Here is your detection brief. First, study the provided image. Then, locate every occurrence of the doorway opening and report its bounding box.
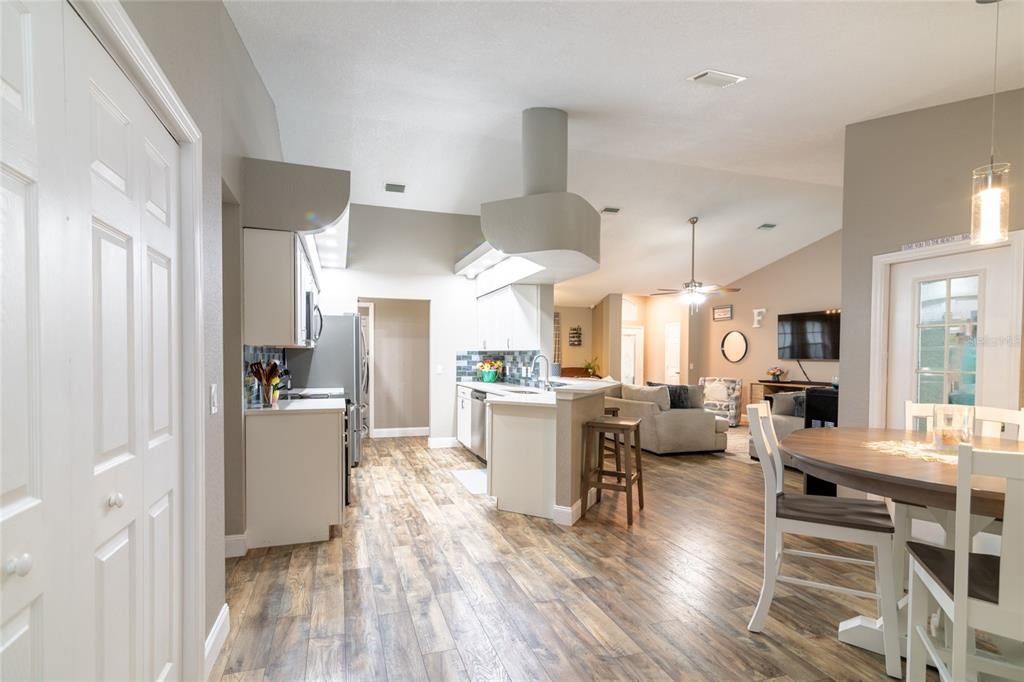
[621,326,645,385]
[358,298,430,437]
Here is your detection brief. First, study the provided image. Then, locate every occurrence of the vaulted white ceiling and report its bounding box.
[225,1,1023,306]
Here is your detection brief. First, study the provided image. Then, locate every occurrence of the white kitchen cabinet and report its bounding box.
[477,284,543,351]
[243,227,320,347]
[456,386,473,447]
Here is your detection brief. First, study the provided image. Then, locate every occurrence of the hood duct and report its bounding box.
[476,107,600,285]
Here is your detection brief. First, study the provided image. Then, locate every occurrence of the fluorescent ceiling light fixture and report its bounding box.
[455,242,508,279]
[687,69,747,88]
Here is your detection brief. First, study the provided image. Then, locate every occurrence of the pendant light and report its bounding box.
[971,0,1010,245]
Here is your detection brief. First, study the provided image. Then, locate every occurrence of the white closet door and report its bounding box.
[0,2,74,680]
[62,6,182,681]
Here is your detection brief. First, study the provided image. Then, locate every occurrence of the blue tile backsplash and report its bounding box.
[456,350,545,386]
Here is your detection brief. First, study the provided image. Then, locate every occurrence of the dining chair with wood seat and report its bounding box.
[907,443,1024,682]
[747,402,903,678]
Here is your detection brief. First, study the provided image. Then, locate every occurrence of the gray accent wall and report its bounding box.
[363,298,431,430]
[840,89,1024,427]
[122,0,284,633]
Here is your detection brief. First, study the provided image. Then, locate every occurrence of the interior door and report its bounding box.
[664,321,681,383]
[621,330,636,385]
[886,244,1018,428]
[63,6,183,680]
[1,2,74,679]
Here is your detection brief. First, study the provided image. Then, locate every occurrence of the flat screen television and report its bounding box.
[778,310,841,360]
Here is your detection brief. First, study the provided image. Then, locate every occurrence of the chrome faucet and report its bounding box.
[531,354,552,391]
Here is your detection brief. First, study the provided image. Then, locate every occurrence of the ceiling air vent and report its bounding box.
[384,183,406,193]
[687,69,747,88]
[601,207,621,214]
[757,223,777,231]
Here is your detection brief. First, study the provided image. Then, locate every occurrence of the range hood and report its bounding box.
[470,108,600,288]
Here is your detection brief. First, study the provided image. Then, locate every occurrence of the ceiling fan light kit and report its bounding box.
[651,216,741,309]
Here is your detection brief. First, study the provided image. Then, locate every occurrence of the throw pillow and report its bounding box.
[793,393,806,418]
[622,384,671,411]
[646,381,689,409]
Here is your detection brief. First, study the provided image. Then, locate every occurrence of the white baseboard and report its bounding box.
[552,489,597,526]
[371,426,429,438]
[225,534,247,559]
[204,603,230,681]
[427,436,460,449]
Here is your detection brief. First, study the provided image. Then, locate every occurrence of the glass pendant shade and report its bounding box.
[971,162,1010,245]
[679,290,706,306]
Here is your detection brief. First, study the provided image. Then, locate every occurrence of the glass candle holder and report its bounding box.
[932,404,974,450]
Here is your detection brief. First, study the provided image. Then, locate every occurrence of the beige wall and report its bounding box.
[123,0,283,631]
[555,306,593,367]
[840,89,1024,426]
[591,294,622,379]
[693,231,843,409]
[643,295,692,385]
[363,298,430,430]
[318,205,483,442]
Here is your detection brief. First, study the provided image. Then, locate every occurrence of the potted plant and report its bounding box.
[476,359,503,383]
[767,366,785,382]
[583,357,600,378]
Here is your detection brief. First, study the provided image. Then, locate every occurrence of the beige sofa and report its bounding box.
[606,384,728,455]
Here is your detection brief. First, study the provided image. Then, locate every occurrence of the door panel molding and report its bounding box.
[65,3,207,680]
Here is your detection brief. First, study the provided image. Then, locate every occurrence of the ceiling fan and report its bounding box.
[651,216,740,305]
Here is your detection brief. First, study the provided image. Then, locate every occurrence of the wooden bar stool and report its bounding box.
[603,406,622,467]
[581,417,644,524]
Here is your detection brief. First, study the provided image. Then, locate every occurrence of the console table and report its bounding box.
[749,379,834,403]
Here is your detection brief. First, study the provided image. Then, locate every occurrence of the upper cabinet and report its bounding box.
[477,284,543,351]
[244,228,321,348]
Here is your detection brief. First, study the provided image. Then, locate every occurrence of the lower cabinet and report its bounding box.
[246,411,343,547]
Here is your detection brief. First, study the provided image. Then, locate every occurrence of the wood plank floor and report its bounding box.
[210,433,923,681]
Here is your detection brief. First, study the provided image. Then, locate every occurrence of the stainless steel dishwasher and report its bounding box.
[470,390,487,461]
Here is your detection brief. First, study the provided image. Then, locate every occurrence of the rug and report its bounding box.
[451,468,488,495]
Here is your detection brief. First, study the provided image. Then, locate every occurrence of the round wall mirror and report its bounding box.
[721,330,748,363]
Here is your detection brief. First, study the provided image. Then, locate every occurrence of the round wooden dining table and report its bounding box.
[779,426,1016,659]
[781,427,1014,518]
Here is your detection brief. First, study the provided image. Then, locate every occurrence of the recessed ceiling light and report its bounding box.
[757,223,777,231]
[384,183,406,193]
[601,207,621,214]
[687,69,747,88]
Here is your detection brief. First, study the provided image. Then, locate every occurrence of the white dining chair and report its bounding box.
[906,443,1024,682]
[974,405,1024,441]
[747,402,903,678]
[906,400,940,432]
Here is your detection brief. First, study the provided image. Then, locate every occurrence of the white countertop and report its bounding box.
[245,398,348,416]
[457,377,619,407]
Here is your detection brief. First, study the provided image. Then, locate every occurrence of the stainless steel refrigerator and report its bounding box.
[288,313,368,497]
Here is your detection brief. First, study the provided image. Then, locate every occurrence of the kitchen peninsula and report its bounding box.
[459,378,619,524]
[244,399,347,547]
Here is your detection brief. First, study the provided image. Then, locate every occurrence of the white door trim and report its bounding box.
[868,232,1024,428]
[69,2,207,680]
[359,301,375,434]
[622,326,645,384]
